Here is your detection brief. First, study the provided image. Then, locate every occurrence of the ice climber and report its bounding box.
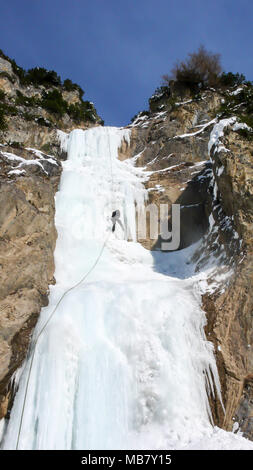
[111,210,124,232]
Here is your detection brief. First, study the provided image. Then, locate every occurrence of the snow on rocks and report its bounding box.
[208,117,236,156]
[0,148,60,178]
[208,117,252,157]
[229,87,244,96]
[232,121,252,132]
[173,119,217,140]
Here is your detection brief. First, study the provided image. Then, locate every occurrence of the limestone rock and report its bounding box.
[200,125,253,439]
[0,147,62,418]
[0,58,13,75]
[122,90,221,249]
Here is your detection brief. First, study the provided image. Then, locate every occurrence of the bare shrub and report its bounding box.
[162,45,222,89]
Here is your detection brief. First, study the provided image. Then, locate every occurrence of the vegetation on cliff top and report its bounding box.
[0,48,103,131]
[0,48,83,93]
[163,45,222,90]
[161,45,252,92]
[146,46,253,138]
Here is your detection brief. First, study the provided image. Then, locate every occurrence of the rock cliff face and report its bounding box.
[0,52,253,442]
[0,147,61,418]
[202,122,253,439]
[122,90,221,250]
[119,85,253,440]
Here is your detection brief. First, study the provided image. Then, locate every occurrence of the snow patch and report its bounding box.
[8,169,26,176]
[208,117,236,156]
[229,87,244,96]
[174,119,216,140]
[232,121,252,132]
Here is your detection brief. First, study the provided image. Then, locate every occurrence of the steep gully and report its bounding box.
[1,126,253,449]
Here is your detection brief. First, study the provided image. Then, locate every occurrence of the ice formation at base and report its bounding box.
[2,126,253,450]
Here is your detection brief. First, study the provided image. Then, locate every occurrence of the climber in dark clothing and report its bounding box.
[111,210,124,233]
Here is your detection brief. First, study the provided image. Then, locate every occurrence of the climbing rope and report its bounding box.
[15,130,117,450]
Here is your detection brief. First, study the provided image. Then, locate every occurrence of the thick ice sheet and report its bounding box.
[2,126,253,450]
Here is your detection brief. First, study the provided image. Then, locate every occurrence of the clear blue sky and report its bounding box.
[0,0,252,126]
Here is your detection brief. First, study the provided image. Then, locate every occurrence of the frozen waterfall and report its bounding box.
[2,126,230,450]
